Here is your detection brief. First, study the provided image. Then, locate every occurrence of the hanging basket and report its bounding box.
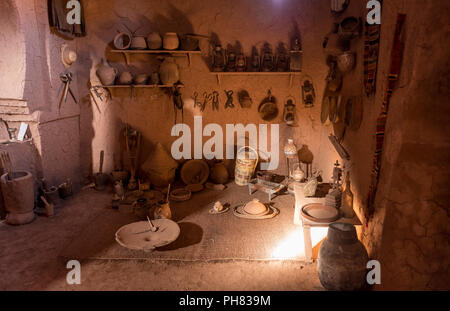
[234,146,259,186]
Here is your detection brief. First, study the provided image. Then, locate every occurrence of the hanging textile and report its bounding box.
[366,13,406,220]
[48,0,86,37]
[364,0,382,96]
[364,24,381,96]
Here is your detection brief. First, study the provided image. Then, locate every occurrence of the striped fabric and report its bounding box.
[364,24,381,96]
[366,14,406,221]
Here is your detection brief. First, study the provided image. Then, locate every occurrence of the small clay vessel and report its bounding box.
[113,32,132,50]
[154,200,172,220]
[163,32,179,50]
[134,73,149,85]
[118,72,133,85]
[130,36,147,50]
[147,32,162,50]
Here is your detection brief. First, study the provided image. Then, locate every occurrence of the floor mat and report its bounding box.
[59,183,307,261]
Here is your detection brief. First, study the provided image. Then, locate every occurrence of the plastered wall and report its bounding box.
[0,0,82,188]
[76,0,368,181]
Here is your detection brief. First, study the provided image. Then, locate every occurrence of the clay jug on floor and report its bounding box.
[159,57,179,85]
[210,161,229,184]
[96,58,118,86]
[318,222,369,291]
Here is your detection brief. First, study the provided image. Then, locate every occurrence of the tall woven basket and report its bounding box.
[234,146,259,186]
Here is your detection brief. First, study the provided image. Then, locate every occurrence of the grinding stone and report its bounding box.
[115,219,180,251]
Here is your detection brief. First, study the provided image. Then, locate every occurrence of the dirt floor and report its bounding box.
[0,188,323,291]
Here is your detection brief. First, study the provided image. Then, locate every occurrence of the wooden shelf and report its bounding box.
[98,84,183,98]
[210,71,302,86]
[110,49,201,65]
[100,84,179,88]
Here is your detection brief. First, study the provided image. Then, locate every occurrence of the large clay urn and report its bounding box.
[96,58,118,86]
[159,57,179,85]
[318,223,369,291]
[0,171,35,225]
[142,143,178,187]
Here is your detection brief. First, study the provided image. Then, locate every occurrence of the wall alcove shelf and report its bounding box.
[111,50,201,66]
[210,72,302,86]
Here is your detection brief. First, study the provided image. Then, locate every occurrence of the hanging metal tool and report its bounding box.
[224,90,234,109]
[192,92,202,109]
[202,92,212,112]
[59,72,78,111]
[212,91,219,111]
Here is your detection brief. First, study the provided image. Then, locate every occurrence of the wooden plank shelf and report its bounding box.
[210,71,302,86]
[100,84,180,88]
[110,49,201,65]
[97,84,183,99]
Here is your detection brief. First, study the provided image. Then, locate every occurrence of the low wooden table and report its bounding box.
[293,183,362,262]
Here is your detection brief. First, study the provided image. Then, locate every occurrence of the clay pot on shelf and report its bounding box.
[318,223,369,291]
[118,72,133,85]
[150,72,160,85]
[210,161,229,184]
[159,57,179,85]
[113,32,132,50]
[134,74,149,85]
[0,171,35,225]
[179,34,199,51]
[147,32,162,50]
[130,36,147,50]
[163,32,179,50]
[96,58,118,86]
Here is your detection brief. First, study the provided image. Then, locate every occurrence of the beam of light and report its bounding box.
[271,227,329,260]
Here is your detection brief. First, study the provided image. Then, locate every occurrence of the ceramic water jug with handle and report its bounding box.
[96,58,118,86]
[159,57,179,85]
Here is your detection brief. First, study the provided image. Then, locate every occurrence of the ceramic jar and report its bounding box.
[113,32,132,50]
[163,32,179,50]
[159,57,179,85]
[96,58,118,85]
[210,161,229,184]
[142,142,178,187]
[150,72,160,85]
[180,34,199,51]
[131,36,147,50]
[134,73,149,85]
[318,223,369,291]
[147,32,162,50]
[118,71,133,85]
